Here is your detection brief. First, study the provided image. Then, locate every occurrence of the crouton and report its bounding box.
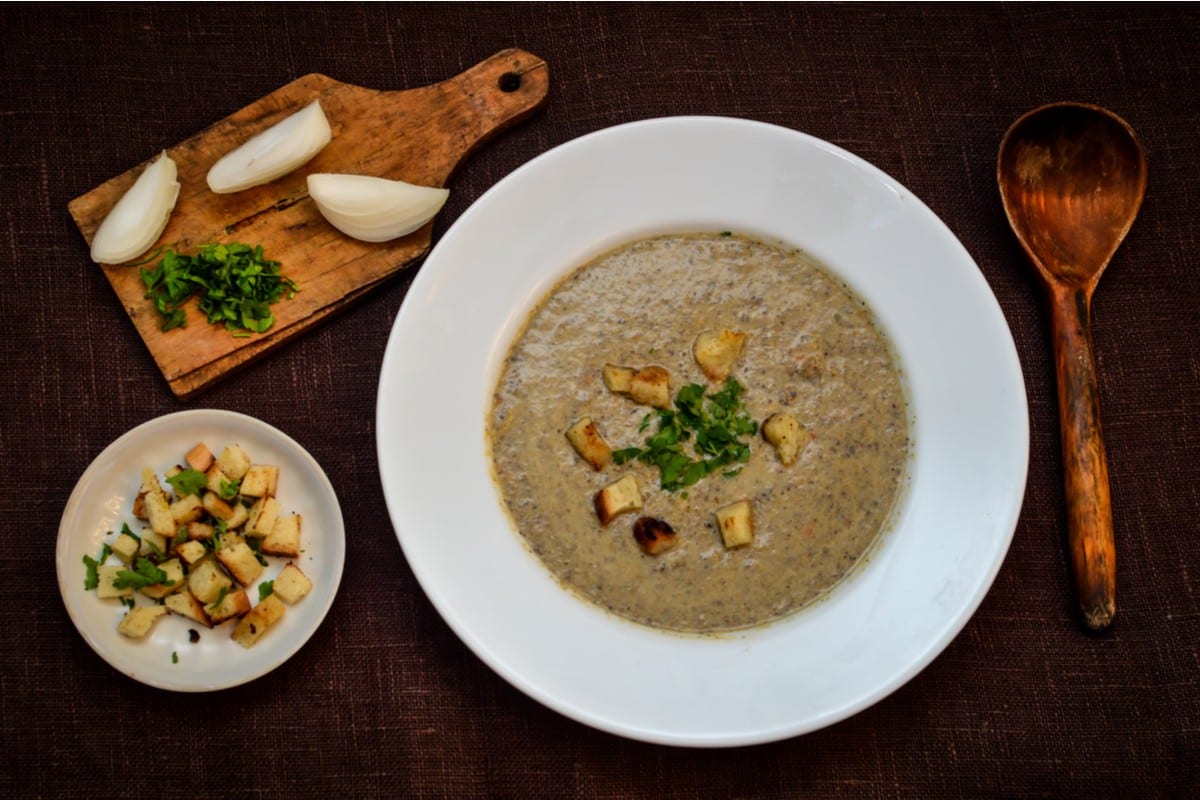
[593,475,643,525]
[240,464,278,498]
[139,467,164,497]
[141,470,176,538]
[201,491,236,522]
[272,562,313,605]
[110,531,140,564]
[185,442,215,473]
[185,521,214,542]
[216,445,252,481]
[245,496,281,538]
[215,533,265,587]
[633,516,679,555]
[187,557,232,605]
[164,590,212,628]
[96,564,134,599]
[206,587,251,624]
[174,539,208,565]
[761,413,812,467]
[565,417,612,471]
[169,493,204,525]
[602,364,635,394]
[138,527,168,559]
[139,558,184,600]
[200,491,249,529]
[262,514,302,558]
[714,499,754,548]
[226,502,248,530]
[231,594,286,648]
[629,365,671,409]
[693,329,746,382]
[117,605,168,638]
[204,464,230,494]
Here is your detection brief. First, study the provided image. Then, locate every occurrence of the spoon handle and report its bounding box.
[1047,282,1116,631]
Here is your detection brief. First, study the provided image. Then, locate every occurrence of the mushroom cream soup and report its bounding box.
[488,233,909,632]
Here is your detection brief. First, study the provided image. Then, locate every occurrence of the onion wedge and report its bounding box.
[90,151,180,265]
[306,174,449,243]
[207,100,332,194]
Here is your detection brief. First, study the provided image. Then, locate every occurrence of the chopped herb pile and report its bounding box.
[140,243,297,335]
[614,378,759,491]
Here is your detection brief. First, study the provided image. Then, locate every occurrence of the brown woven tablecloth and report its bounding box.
[3,3,1197,797]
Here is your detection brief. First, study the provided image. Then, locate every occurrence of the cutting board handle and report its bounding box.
[419,48,550,182]
[303,48,550,188]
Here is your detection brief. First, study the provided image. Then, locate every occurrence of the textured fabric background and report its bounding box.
[2,3,1197,797]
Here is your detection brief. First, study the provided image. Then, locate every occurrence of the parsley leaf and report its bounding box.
[166,468,207,497]
[258,580,274,602]
[617,378,759,492]
[82,544,112,590]
[113,557,173,590]
[207,585,230,613]
[218,478,241,501]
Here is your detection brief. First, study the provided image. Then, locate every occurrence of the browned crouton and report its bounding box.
[629,366,671,409]
[593,475,643,525]
[565,417,613,470]
[231,594,286,647]
[633,516,679,555]
[693,329,746,382]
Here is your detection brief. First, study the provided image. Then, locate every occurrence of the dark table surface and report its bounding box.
[3,3,1198,797]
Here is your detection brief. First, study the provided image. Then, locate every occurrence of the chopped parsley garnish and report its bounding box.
[258,580,274,602]
[613,378,758,491]
[82,544,112,590]
[247,536,268,567]
[140,242,297,334]
[120,522,140,544]
[218,478,241,501]
[207,585,230,613]
[171,651,179,664]
[141,535,164,559]
[112,558,173,590]
[166,468,207,497]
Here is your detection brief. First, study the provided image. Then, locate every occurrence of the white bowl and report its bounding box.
[376,116,1028,745]
[57,409,345,691]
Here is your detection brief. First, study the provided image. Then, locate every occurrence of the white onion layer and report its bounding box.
[207,100,332,194]
[90,151,180,265]
[307,174,450,243]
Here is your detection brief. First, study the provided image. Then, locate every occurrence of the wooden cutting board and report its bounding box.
[68,49,549,400]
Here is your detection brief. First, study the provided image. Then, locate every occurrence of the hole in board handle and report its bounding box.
[498,72,522,93]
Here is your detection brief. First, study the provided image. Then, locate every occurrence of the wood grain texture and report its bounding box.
[67,48,549,399]
[997,102,1146,632]
[1047,282,1117,631]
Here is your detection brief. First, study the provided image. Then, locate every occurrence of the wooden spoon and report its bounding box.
[998,102,1146,631]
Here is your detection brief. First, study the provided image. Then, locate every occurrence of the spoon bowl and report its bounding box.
[998,102,1147,631]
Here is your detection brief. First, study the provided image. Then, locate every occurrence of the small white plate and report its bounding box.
[377,117,1029,745]
[57,409,345,691]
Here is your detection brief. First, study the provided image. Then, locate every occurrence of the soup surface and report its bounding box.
[488,233,909,632]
